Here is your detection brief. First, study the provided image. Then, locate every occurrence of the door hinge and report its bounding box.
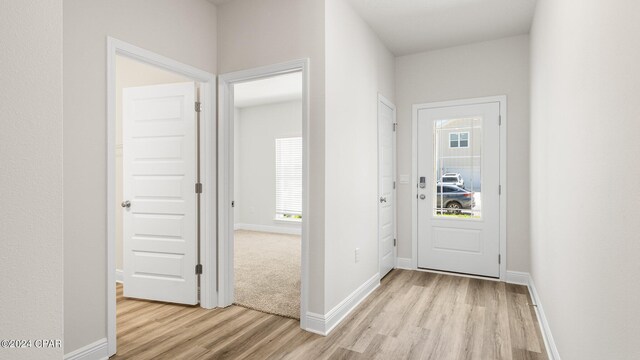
[498,254,501,264]
[195,101,202,113]
[498,115,502,126]
[394,238,397,247]
[195,183,203,194]
[231,201,235,208]
[393,123,398,132]
[393,181,396,189]
[195,264,203,275]
[499,185,502,195]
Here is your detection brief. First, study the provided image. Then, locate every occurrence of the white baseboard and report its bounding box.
[115,269,123,283]
[527,274,561,360]
[506,271,561,360]
[304,312,326,336]
[64,338,109,360]
[305,273,380,336]
[234,223,301,235]
[396,257,413,270]
[505,270,529,286]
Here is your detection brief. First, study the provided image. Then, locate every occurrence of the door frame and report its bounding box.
[411,96,507,281]
[377,94,397,278]
[106,37,217,356]
[218,59,310,328]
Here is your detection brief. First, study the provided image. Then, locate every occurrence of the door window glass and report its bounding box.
[433,118,482,218]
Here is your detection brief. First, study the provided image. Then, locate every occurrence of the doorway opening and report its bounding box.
[106,38,216,357]
[232,72,303,319]
[218,60,310,328]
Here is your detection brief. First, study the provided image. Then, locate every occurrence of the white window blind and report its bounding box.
[275,137,302,218]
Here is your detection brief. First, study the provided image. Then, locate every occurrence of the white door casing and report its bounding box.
[378,95,396,278]
[123,82,199,304]
[417,102,500,278]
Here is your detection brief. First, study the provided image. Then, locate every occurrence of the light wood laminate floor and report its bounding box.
[112,270,547,360]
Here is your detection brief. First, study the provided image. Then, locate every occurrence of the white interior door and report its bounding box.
[378,98,396,278]
[417,102,500,277]
[123,82,199,304]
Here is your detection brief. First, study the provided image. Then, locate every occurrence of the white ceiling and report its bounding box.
[233,72,302,108]
[209,0,536,56]
[348,0,536,55]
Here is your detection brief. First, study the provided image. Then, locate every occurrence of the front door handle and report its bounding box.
[121,200,131,208]
[419,194,426,200]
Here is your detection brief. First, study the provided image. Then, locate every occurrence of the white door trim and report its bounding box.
[377,94,397,278]
[411,96,507,280]
[218,59,310,329]
[106,37,217,357]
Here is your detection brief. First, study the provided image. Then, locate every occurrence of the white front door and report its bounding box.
[417,101,500,278]
[122,82,199,304]
[378,97,396,278]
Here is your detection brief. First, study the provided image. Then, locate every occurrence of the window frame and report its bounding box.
[449,131,470,148]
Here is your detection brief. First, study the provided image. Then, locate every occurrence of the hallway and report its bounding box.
[112,270,546,359]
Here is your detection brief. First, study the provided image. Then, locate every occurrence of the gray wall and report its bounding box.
[217,0,327,313]
[234,101,303,232]
[530,0,640,358]
[63,0,218,354]
[324,0,395,312]
[0,1,63,359]
[395,35,531,272]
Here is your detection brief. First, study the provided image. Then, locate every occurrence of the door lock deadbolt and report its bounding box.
[419,176,426,188]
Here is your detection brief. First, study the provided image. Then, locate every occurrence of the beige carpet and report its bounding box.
[234,230,300,319]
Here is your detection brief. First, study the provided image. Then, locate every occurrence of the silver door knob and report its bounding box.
[419,194,426,200]
[379,197,387,203]
[121,200,131,208]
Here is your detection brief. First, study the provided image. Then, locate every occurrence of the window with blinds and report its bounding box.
[275,137,302,221]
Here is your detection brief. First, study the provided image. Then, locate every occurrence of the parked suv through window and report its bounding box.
[438,173,465,188]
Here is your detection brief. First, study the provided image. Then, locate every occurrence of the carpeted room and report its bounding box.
[234,230,301,318]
